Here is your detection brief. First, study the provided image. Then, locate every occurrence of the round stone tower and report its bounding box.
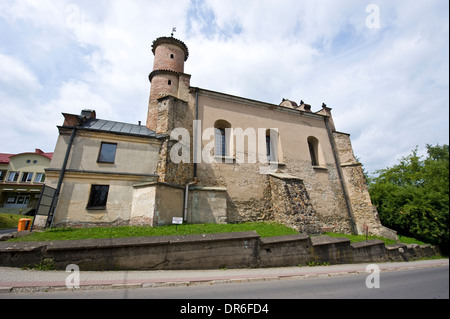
[146,36,190,131]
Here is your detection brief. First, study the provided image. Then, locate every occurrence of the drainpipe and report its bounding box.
[184,178,198,222]
[323,117,358,235]
[47,127,77,228]
[182,89,200,222]
[193,88,199,179]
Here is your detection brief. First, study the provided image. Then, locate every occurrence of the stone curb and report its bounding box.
[1,273,319,293]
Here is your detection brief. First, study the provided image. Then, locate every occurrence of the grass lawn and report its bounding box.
[5,218,430,247]
[323,232,428,246]
[0,213,33,230]
[7,221,299,242]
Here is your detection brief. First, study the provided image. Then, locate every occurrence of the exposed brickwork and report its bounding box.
[146,37,190,132]
[147,74,181,131]
[153,44,186,73]
[155,96,194,185]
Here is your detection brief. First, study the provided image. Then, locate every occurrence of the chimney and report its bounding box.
[81,109,96,120]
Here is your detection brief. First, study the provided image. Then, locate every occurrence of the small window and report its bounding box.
[98,142,117,163]
[308,141,318,166]
[170,54,174,59]
[307,137,320,166]
[266,135,271,162]
[87,185,110,209]
[168,80,172,85]
[21,172,33,183]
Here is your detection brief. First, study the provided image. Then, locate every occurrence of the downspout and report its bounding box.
[48,127,77,228]
[193,88,199,178]
[184,179,197,222]
[324,117,358,235]
[183,88,200,222]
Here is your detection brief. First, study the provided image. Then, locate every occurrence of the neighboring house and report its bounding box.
[41,111,165,228]
[0,149,53,215]
[43,35,397,239]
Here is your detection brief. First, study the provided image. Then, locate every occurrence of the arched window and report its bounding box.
[214,120,232,158]
[307,136,320,166]
[266,134,271,162]
[266,129,281,163]
[215,128,226,156]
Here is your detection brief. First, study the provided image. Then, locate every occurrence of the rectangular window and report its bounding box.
[0,170,7,181]
[34,173,46,183]
[6,196,16,204]
[87,185,110,209]
[21,172,33,183]
[7,171,20,182]
[97,142,117,163]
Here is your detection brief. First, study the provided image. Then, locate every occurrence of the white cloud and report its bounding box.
[0,0,448,175]
[0,53,42,92]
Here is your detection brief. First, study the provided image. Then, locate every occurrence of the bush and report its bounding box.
[369,144,449,254]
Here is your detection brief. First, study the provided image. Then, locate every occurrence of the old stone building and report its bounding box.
[43,35,396,239]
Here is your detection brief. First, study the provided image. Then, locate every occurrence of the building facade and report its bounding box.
[0,149,53,214]
[45,35,396,239]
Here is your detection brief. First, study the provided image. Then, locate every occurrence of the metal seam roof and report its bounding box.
[68,118,162,139]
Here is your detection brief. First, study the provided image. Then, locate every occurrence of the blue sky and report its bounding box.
[0,0,448,174]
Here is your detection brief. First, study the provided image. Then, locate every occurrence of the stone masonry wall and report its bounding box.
[282,157,353,234]
[155,95,194,185]
[268,174,322,234]
[333,132,397,240]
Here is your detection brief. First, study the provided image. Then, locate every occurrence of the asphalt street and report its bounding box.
[1,259,448,300]
[0,229,16,235]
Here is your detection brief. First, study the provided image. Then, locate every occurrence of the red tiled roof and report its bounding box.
[0,149,53,164]
[0,153,13,164]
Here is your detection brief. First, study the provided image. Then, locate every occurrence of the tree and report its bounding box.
[369,144,449,254]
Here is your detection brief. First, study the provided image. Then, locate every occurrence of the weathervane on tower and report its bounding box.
[171,27,176,37]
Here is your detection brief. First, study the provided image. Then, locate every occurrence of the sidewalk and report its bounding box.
[0,259,448,293]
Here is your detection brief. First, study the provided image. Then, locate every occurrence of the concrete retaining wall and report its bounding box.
[0,232,441,271]
[259,234,312,267]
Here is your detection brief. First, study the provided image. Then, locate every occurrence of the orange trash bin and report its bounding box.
[18,218,31,231]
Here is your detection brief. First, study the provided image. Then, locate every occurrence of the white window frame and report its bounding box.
[34,173,46,183]
[7,171,20,182]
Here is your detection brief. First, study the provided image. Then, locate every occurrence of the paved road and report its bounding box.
[2,260,448,300]
[0,229,16,235]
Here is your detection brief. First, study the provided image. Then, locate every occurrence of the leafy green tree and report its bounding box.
[369,144,449,254]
